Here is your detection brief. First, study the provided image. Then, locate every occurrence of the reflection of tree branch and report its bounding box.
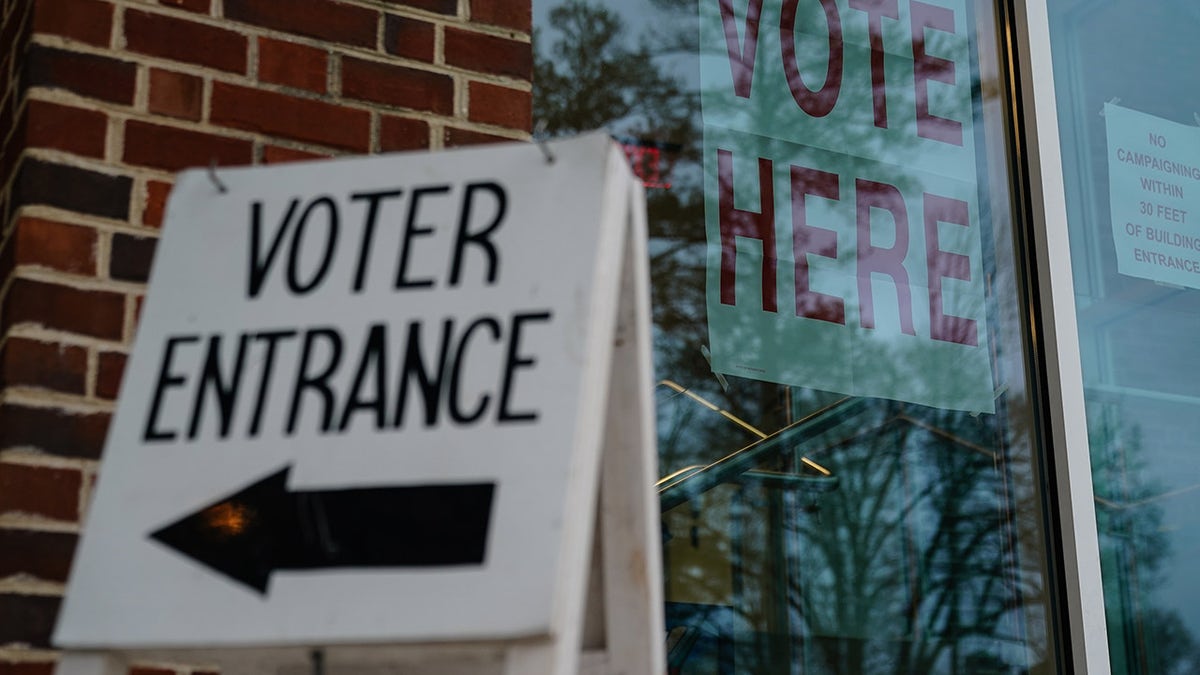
[894,412,996,459]
[534,0,698,142]
[1096,481,1200,510]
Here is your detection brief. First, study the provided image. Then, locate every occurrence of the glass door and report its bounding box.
[1048,1,1200,672]
[533,0,1065,670]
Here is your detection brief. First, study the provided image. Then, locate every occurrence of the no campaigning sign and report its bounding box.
[55,133,636,649]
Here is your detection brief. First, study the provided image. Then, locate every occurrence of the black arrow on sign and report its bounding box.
[149,465,495,595]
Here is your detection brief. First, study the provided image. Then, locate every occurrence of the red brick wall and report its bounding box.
[0,0,531,669]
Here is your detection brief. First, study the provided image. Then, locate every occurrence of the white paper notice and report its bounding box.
[1106,103,1200,288]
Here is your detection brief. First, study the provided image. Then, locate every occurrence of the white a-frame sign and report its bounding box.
[53,133,665,675]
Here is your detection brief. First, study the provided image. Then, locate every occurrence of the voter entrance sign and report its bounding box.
[53,134,663,675]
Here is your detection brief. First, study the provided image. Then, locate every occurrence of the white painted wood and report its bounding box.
[505,143,635,675]
[56,132,617,648]
[54,652,126,675]
[577,650,610,675]
[595,180,665,675]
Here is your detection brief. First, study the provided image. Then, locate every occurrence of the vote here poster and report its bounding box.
[699,0,995,414]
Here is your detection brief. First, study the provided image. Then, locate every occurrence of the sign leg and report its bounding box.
[55,652,127,675]
[596,181,665,674]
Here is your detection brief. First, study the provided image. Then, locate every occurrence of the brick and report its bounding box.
[142,180,173,228]
[0,662,56,675]
[380,0,455,15]
[444,126,510,147]
[3,278,125,341]
[158,0,210,13]
[124,9,247,73]
[0,337,88,394]
[0,529,78,582]
[263,145,328,164]
[467,81,530,131]
[258,37,326,93]
[341,57,452,115]
[23,44,136,104]
[14,159,132,220]
[109,232,157,282]
[225,0,377,48]
[379,115,429,152]
[95,350,127,400]
[0,403,111,459]
[443,28,530,80]
[0,462,82,521]
[32,0,114,47]
[148,68,203,121]
[13,216,98,275]
[124,120,253,172]
[383,15,435,62]
[22,98,107,158]
[211,82,369,152]
[470,0,529,32]
[0,593,61,648]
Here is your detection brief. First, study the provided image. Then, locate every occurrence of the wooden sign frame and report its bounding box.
[53,136,664,675]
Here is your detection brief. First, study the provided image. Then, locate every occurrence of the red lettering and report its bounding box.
[718,148,777,312]
[720,0,764,98]
[780,0,843,117]
[856,179,914,334]
[923,194,977,345]
[639,147,664,187]
[790,166,844,324]
[848,0,899,129]
[910,1,962,145]
[621,144,669,189]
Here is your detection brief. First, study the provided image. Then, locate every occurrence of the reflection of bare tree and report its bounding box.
[657,387,1057,675]
[534,0,697,142]
[658,399,1057,673]
[794,405,1049,674]
[1087,403,1200,675]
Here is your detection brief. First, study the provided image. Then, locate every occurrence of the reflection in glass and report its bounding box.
[1049,1,1200,672]
[535,0,1062,671]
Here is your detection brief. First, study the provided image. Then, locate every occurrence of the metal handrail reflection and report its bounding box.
[657,396,865,511]
[658,379,768,439]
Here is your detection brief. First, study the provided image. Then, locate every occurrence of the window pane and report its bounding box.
[534,0,1063,671]
[1049,1,1200,672]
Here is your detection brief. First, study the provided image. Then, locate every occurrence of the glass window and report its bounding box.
[534,0,1063,671]
[1049,1,1200,672]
